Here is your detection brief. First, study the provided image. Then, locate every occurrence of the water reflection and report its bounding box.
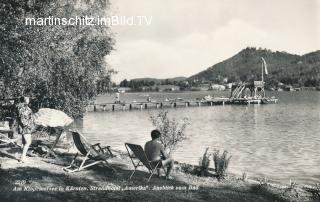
[80,91,320,184]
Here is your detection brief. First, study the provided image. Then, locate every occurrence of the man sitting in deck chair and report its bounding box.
[144,129,174,180]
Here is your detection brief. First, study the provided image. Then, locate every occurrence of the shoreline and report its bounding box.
[0,143,319,201]
[96,87,320,95]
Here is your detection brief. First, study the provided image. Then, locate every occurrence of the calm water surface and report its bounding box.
[79,91,320,184]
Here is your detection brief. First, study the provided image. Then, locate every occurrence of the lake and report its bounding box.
[79,91,320,185]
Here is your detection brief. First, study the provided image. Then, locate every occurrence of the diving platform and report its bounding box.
[87,58,278,112]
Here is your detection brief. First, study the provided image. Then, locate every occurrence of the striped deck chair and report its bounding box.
[125,143,165,183]
[63,131,115,173]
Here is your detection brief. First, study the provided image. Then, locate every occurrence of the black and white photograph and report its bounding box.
[0,0,319,201]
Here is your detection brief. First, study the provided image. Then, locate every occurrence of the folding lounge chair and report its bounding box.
[125,143,165,183]
[63,131,115,173]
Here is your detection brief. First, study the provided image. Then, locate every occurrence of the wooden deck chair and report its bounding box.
[63,131,115,173]
[125,143,165,183]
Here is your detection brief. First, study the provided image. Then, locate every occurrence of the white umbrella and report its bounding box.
[34,108,73,128]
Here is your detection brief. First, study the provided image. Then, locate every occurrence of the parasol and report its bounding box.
[34,108,73,128]
[33,108,74,158]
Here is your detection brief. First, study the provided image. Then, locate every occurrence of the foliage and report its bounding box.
[96,68,118,94]
[282,179,300,198]
[213,150,232,180]
[198,147,211,176]
[189,47,320,88]
[150,110,189,154]
[119,77,189,91]
[314,183,320,199]
[305,183,320,199]
[0,0,114,118]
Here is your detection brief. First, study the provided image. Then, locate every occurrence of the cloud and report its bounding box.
[109,18,268,82]
[108,40,183,81]
[108,0,318,82]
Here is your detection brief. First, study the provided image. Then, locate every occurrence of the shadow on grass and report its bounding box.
[0,165,298,202]
[0,149,300,202]
[195,185,291,202]
[0,165,198,202]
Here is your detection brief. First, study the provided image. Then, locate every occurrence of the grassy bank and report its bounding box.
[0,143,319,202]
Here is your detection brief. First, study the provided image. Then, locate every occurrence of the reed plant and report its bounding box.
[213,150,232,179]
[198,147,211,176]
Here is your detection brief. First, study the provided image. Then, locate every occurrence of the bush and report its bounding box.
[198,147,211,176]
[150,110,189,154]
[213,150,232,179]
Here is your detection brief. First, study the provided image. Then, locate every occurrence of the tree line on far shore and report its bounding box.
[118,47,320,92]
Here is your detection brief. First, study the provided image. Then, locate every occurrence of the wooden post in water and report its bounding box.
[140,105,143,110]
[145,103,147,109]
[129,104,132,110]
[210,101,213,106]
[112,105,115,111]
[94,105,97,111]
[122,105,126,111]
[222,101,225,106]
[160,102,163,108]
[198,102,201,107]
[185,102,188,107]
[174,103,177,108]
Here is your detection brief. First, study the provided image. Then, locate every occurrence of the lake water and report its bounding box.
[79,91,320,185]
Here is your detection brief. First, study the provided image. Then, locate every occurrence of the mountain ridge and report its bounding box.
[188,47,320,87]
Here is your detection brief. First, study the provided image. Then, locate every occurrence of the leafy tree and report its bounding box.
[96,68,117,94]
[120,79,128,87]
[0,0,114,118]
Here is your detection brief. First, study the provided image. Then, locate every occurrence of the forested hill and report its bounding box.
[189,47,320,87]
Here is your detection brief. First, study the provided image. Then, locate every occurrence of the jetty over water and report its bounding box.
[87,98,229,112]
[87,95,277,112]
[88,75,278,112]
[88,58,280,112]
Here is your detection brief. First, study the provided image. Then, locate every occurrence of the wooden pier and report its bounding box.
[86,96,278,112]
[87,58,282,112]
[87,98,230,112]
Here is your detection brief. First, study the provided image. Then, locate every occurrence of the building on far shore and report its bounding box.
[156,85,180,92]
[209,84,226,91]
[117,87,132,93]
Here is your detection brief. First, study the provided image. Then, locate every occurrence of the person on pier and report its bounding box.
[115,92,120,103]
[144,129,174,179]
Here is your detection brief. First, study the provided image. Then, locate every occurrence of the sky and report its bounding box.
[107,0,319,83]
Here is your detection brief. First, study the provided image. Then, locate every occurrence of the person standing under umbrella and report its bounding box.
[17,96,35,162]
